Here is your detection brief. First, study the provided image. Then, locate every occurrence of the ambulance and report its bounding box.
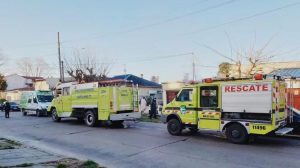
[48,80,140,127]
[162,75,293,144]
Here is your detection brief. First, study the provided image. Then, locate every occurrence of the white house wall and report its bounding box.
[5,74,29,91]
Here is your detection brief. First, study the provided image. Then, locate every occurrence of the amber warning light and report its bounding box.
[202,78,213,83]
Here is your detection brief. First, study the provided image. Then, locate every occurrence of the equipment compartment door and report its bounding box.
[198,85,221,131]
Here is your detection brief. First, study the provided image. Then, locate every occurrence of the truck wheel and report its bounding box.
[112,120,124,127]
[167,119,182,136]
[36,110,41,117]
[77,117,84,122]
[226,124,249,144]
[51,108,61,122]
[189,127,198,134]
[22,109,27,116]
[84,110,97,127]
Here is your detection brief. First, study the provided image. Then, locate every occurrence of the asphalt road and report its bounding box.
[1,112,300,168]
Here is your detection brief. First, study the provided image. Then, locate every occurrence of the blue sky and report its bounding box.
[0,0,300,82]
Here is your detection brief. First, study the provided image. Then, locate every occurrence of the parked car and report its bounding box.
[10,102,20,111]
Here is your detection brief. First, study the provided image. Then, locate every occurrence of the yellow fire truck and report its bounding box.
[162,75,293,143]
[48,80,140,127]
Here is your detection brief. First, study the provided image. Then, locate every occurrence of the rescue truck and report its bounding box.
[48,80,140,127]
[162,75,293,144]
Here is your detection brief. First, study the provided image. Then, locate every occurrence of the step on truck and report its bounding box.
[20,90,54,117]
[48,80,140,127]
[162,75,293,144]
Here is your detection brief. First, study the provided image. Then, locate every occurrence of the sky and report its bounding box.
[0,0,300,82]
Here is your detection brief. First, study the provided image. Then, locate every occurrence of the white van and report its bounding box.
[20,91,54,117]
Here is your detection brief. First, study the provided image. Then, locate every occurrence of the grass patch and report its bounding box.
[56,163,67,168]
[138,114,161,123]
[43,158,104,168]
[15,163,34,167]
[0,138,21,150]
[82,160,98,168]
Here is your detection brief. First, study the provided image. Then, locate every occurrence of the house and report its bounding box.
[111,74,163,105]
[161,81,187,106]
[220,61,300,78]
[2,74,50,102]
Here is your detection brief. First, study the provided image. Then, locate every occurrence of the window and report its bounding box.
[200,86,218,108]
[176,89,193,102]
[63,87,70,96]
[33,97,38,103]
[37,95,54,103]
[28,98,32,103]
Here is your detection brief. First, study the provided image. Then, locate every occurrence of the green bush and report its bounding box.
[82,160,98,168]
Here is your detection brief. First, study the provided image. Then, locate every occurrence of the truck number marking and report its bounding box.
[252,125,266,130]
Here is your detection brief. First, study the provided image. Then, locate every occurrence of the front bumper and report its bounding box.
[160,114,167,123]
[110,112,141,121]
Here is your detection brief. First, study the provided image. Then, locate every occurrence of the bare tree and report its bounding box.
[0,49,5,67]
[205,45,243,78]
[17,57,50,77]
[64,49,111,83]
[206,34,275,78]
[218,62,231,77]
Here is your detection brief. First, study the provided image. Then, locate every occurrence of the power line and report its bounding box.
[184,1,300,35]
[38,52,194,67]
[62,0,236,43]
[2,1,235,49]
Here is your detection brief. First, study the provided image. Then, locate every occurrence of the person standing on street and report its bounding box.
[4,101,10,118]
[149,98,157,119]
[139,97,147,114]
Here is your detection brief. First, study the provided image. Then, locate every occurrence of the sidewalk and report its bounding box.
[0,138,62,167]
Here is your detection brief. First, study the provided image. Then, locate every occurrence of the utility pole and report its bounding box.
[192,57,196,82]
[123,64,127,75]
[61,61,64,82]
[57,32,63,82]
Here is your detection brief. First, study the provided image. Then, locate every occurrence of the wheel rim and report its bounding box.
[170,122,178,133]
[231,130,241,138]
[86,114,93,125]
[52,110,57,120]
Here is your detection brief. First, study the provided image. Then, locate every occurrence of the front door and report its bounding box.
[173,88,197,125]
[198,85,221,130]
[32,96,39,111]
[62,87,72,113]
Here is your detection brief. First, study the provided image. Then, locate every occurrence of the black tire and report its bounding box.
[51,108,61,122]
[36,110,41,117]
[189,127,198,134]
[111,120,124,127]
[77,117,84,122]
[167,118,183,136]
[22,109,27,116]
[84,110,97,127]
[226,124,249,144]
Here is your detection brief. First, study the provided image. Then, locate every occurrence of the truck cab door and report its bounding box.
[27,96,33,111]
[198,85,221,131]
[62,87,72,113]
[172,88,198,125]
[32,97,39,111]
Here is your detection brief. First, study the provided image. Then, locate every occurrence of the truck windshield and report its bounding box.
[37,95,54,103]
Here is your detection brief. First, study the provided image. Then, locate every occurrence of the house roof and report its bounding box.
[111,74,161,88]
[22,76,45,81]
[268,68,300,78]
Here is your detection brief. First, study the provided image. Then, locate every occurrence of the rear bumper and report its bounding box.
[110,112,141,121]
